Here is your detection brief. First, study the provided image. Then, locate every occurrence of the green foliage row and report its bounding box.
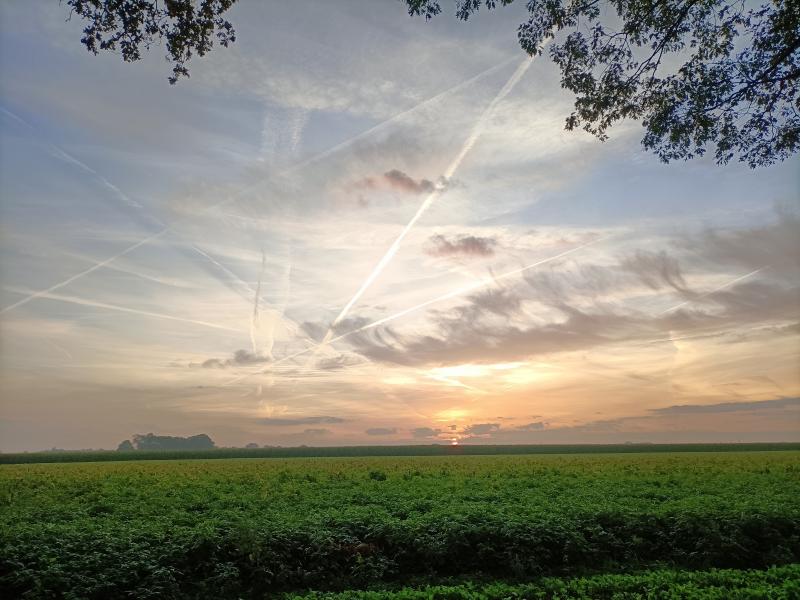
[290,565,800,600]
[1,452,799,598]
[3,443,800,464]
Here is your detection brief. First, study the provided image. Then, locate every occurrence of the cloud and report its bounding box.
[459,288,521,318]
[365,427,398,436]
[259,416,346,426]
[302,428,331,435]
[679,210,800,274]
[411,427,442,439]
[315,354,363,371]
[651,397,800,415]
[384,169,437,194]
[425,234,497,258]
[620,250,693,295]
[200,349,270,369]
[351,169,446,197]
[347,303,644,367]
[302,317,372,342]
[523,263,623,304]
[516,421,546,431]
[463,422,500,435]
[342,214,800,368]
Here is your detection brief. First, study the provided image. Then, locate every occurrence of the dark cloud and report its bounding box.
[411,427,442,439]
[679,210,800,274]
[435,288,522,326]
[524,263,623,304]
[620,250,693,295]
[345,216,800,368]
[651,397,800,415]
[303,428,331,435]
[300,321,327,343]
[384,169,437,194]
[365,427,398,436]
[467,288,522,317]
[259,416,346,426]
[351,169,446,199]
[425,234,497,258]
[315,354,363,371]
[463,423,500,435]
[301,316,374,343]
[347,303,646,367]
[516,421,546,431]
[199,349,270,369]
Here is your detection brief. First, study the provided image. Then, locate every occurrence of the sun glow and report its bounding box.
[426,361,556,389]
[435,408,469,422]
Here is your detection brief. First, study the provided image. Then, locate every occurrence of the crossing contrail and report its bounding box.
[251,250,266,354]
[288,55,520,174]
[658,267,766,316]
[0,58,518,315]
[328,237,599,342]
[225,238,601,386]
[0,231,168,315]
[46,146,143,210]
[4,287,247,333]
[318,58,535,349]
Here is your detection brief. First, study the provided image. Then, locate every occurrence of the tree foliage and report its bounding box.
[63,0,237,84]
[116,439,135,451]
[61,1,799,167]
[406,0,800,167]
[126,432,216,450]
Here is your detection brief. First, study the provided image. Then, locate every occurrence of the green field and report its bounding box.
[2,442,799,464]
[2,451,799,598]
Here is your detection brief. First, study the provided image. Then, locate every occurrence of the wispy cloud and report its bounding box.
[652,397,800,414]
[365,427,398,436]
[463,423,500,435]
[259,416,346,426]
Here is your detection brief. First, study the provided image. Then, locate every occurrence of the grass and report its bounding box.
[288,565,800,599]
[2,442,799,464]
[1,451,798,598]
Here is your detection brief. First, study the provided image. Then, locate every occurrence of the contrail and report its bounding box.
[319,58,534,348]
[330,238,599,340]
[658,267,766,316]
[189,244,252,299]
[0,58,515,315]
[251,250,266,353]
[4,287,246,333]
[226,238,601,385]
[0,106,28,126]
[287,55,520,174]
[3,108,144,212]
[0,231,168,314]
[46,146,143,210]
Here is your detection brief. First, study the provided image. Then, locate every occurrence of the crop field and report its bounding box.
[1,451,799,598]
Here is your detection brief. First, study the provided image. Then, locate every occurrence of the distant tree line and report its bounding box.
[117,433,215,451]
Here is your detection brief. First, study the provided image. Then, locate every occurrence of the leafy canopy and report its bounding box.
[406,0,800,167]
[63,0,237,84]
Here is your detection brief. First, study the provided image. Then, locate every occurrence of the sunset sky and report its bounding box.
[0,1,798,452]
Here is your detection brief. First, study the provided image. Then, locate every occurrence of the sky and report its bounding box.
[0,1,798,452]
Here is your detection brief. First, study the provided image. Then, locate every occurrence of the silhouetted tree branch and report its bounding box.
[63,0,237,84]
[406,0,800,168]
